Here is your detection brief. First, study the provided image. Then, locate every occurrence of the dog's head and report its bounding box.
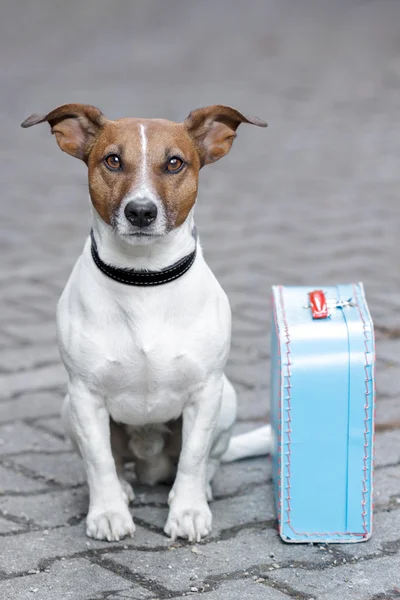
[22,104,266,244]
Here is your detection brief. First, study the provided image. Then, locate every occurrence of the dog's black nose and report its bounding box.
[124,200,158,228]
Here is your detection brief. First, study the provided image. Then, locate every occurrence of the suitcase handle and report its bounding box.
[309,290,329,319]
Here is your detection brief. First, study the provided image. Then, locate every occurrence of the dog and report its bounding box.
[21,103,271,543]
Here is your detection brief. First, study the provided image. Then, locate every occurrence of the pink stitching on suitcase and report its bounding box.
[352,282,374,536]
[277,285,371,539]
[272,292,283,523]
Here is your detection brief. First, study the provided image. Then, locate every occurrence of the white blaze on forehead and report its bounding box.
[133,122,156,200]
[139,123,148,184]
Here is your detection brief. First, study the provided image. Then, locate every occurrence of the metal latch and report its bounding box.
[306,290,355,320]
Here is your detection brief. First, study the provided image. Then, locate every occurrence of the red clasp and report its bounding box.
[309,290,329,319]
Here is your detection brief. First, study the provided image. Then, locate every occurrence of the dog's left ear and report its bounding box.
[21,103,107,162]
[184,105,267,166]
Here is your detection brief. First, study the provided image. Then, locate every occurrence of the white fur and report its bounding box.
[139,123,147,176]
[58,144,271,542]
[59,208,240,541]
[221,425,272,463]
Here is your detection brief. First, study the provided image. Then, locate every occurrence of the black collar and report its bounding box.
[90,230,197,286]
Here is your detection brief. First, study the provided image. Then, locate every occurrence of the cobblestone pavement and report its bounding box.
[1,1,400,598]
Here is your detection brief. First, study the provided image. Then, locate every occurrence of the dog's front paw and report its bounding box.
[86,505,135,542]
[164,497,212,542]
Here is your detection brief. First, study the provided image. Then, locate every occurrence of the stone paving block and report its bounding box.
[0,303,40,326]
[212,485,275,531]
[0,558,144,600]
[0,343,59,374]
[168,579,291,599]
[91,593,156,600]
[13,292,59,320]
[107,526,328,594]
[0,515,24,534]
[376,366,400,399]
[375,397,400,428]
[229,338,270,364]
[232,307,269,334]
[103,593,169,600]
[34,415,66,438]
[266,554,400,600]
[339,506,400,560]
[234,300,270,328]
[376,339,400,366]
[0,391,63,423]
[0,259,63,284]
[374,466,400,508]
[0,488,88,528]
[134,485,274,539]
[12,451,86,487]
[212,456,271,499]
[231,321,268,347]
[0,523,168,575]
[0,364,66,400]
[0,463,47,493]
[0,321,58,345]
[226,361,269,391]
[0,281,55,304]
[0,421,68,455]
[0,331,20,352]
[236,387,270,422]
[374,430,400,468]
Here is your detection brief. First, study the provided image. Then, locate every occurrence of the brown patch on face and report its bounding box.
[144,120,201,228]
[87,118,201,228]
[87,120,139,225]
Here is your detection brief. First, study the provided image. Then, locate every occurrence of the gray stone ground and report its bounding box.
[1,0,400,598]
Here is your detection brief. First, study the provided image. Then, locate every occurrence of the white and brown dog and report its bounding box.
[22,104,271,543]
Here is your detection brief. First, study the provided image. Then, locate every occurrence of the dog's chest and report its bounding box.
[88,303,208,425]
[58,250,231,427]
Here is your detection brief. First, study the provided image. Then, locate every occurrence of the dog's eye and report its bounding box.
[104,154,121,170]
[167,157,184,173]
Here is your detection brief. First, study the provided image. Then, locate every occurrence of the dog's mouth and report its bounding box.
[119,230,167,245]
[123,232,162,238]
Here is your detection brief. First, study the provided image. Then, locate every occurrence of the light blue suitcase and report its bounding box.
[271,283,375,543]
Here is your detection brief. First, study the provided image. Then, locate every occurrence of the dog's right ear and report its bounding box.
[21,103,106,162]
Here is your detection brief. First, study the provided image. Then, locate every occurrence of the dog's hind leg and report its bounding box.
[205,375,237,501]
[135,454,176,487]
[128,424,177,487]
[61,393,80,453]
[205,458,220,501]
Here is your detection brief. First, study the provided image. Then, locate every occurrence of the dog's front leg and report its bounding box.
[64,383,135,541]
[164,375,223,542]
